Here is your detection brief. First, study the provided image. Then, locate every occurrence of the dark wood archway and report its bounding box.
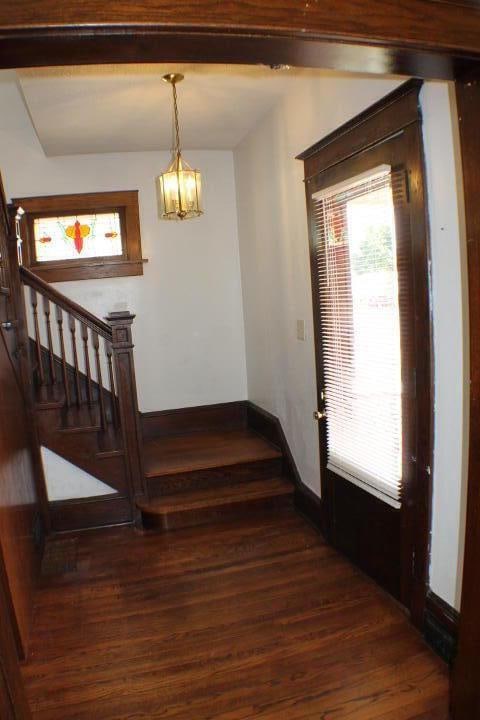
[1,3,480,718]
[1,0,480,78]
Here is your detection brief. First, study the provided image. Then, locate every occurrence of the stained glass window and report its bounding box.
[33,212,123,263]
[15,191,144,282]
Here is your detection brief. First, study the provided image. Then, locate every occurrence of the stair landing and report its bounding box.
[139,477,293,531]
[143,429,282,478]
[140,429,292,531]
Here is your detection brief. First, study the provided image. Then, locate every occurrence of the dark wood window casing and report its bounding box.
[13,190,147,283]
[298,79,433,628]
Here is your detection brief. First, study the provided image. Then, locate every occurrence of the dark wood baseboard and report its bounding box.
[49,494,132,533]
[424,590,460,664]
[246,402,300,482]
[246,401,324,534]
[294,480,325,534]
[140,401,248,441]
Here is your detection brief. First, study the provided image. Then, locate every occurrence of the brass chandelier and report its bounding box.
[157,73,203,221]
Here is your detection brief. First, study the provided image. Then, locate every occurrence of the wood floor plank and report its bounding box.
[23,510,450,719]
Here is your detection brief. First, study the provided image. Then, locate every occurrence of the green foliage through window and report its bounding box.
[352,224,394,274]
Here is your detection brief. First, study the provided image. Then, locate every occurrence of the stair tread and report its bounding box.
[143,429,282,478]
[139,477,293,514]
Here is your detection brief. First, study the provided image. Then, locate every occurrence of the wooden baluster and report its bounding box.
[81,323,93,405]
[92,331,107,428]
[30,287,45,385]
[55,305,71,407]
[68,315,82,406]
[107,311,146,515]
[106,341,118,427]
[43,296,56,384]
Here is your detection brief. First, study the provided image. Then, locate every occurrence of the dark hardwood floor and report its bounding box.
[22,509,449,719]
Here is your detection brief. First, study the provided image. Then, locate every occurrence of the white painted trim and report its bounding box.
[312,164,391,201]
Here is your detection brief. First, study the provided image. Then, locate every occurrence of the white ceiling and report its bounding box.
[16,64,323,157]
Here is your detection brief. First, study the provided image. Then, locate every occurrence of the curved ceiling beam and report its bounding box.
[0,1,479,79]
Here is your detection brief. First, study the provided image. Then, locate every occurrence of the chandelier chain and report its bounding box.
[172,82,181,156]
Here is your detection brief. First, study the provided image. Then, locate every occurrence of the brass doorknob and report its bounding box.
[313,409,327,420]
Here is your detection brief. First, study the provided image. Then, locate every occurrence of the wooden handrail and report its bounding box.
[20,266,112,341]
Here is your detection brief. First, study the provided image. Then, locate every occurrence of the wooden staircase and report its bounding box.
[35,394,126,494]
[139,428,293,530]
[32,341,125,494]
[17,265,145,530]
[8,220,294,534]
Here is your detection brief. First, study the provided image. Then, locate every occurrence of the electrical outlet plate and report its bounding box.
[296,319,306,341]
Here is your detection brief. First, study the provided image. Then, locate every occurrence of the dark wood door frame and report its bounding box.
[451,75,480,720]
[299,80,432,629]
[0,4,479,719]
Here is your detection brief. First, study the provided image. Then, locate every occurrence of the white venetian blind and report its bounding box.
[312,167,403,505]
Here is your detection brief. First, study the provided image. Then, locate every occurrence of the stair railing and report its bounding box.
[11,238,146,516]
[21,267,113,413]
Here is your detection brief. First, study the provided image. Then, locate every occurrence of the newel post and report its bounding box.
[106,311,146,516]
[6,207,28,359]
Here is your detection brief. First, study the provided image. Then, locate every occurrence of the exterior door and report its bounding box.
[302,81,431,624]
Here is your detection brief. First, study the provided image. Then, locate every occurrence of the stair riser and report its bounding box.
[141,493,293,532]
[49,495,132,532]
[146,457,285,498]
[35,398,127,493]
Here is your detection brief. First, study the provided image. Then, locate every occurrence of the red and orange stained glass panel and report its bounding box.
[33,212,122,262]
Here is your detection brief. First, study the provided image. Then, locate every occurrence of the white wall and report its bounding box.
[234,74,402,497]
[0,70,247,502]
[0,71,248,414]
[41,447,115,500]
[234,74,468,609]
[421,83,469,609]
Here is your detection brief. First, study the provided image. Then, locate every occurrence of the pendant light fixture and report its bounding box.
[157,73,203,220]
